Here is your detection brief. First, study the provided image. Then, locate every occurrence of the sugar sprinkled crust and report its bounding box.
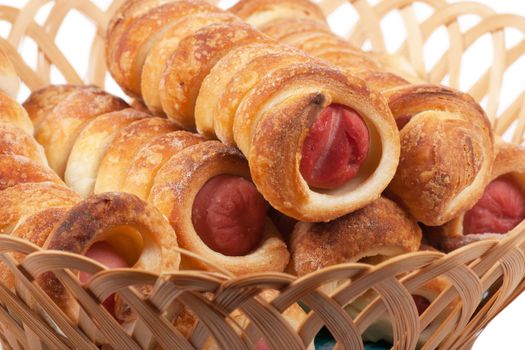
[106,0,400,222]
[35,87,128,177]
[428,141,525,251]
[149,141,290,275]
[290,197,421,276]
[41,192,180,323]
[231,0,494,225]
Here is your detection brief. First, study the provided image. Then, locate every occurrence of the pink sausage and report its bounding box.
[300,104,369,190]
[463,175,525,234]
[192,175,268,256]
[79,242,129,317]
[256,339,270,350]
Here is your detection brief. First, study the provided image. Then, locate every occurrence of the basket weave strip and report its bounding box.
[0,0,523,349]
[1,226,524,348]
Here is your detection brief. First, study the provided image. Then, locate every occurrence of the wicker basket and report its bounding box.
[0,0,524,349]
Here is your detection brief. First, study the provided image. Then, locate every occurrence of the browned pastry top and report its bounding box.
[291,197,421,276]
[0,91,33,134]
[384,84,494,225]
[110,0,221,95]
[0,155,62,191]
[427,141,525,250]
[0,123,47,164]
[230,0,326,24]
[23,84,88,130]
[160,21,271,127]
[0,182,81,234]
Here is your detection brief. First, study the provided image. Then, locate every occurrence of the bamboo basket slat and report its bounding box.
[0,0,523,349]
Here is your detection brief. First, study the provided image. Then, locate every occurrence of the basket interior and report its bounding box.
[0,1,524,349]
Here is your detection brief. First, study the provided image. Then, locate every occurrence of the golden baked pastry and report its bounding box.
[428,141,525,251]
[290,197,421,276]
[230,0,495,226]
[106,0,401,222]
[25,84,290,275]
[40,192,180,324]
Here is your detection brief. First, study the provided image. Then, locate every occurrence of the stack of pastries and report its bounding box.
[1,0,524,347]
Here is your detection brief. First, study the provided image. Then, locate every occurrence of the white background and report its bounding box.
[1,0,524,349]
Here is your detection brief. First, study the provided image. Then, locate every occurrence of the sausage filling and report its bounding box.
[300,104,370,190]
[192,175,268,256]
[79,241,130,317]
[463,175,525,234]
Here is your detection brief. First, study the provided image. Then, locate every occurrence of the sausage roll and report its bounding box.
[290,197,421,276]
[230,0,495,226]
[39,192,180,325]
[35,86,128,177]
[230,0,420,83]
[290,198,455,347]
[0,87,182,338]
[428,141,525,251]
[106,0,401,222]
[150,141,289,274]
[65,108,148,197]
[25,85,290,275]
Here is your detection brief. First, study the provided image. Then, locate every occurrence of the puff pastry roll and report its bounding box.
[35,86,128,176]
[383,85,494,226]
[231,0,495,225]
[290,197,421,276]
[0,80,182,333]
[0,89,78,235]
[290,198,454,346]
[25,85,289,275]
[230,0,420,83]
[106,0,400,222]
[428,141,525,251]
[39,192,180,325]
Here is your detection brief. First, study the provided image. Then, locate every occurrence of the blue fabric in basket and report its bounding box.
[314,327,391,349]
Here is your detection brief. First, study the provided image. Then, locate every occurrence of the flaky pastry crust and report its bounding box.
[0,123,47,165]
[428,141,525,251]
[383,85,494,225]
[0,182,80,234]
[0,155,62,191]
[106,1,400,222]
[65,108,147,197]
[121,130,205,200]
[149,141,290,275]
[290,197,421,276]
[35,87,128,176]
[41,192,180,323]
[94,117,179,193]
